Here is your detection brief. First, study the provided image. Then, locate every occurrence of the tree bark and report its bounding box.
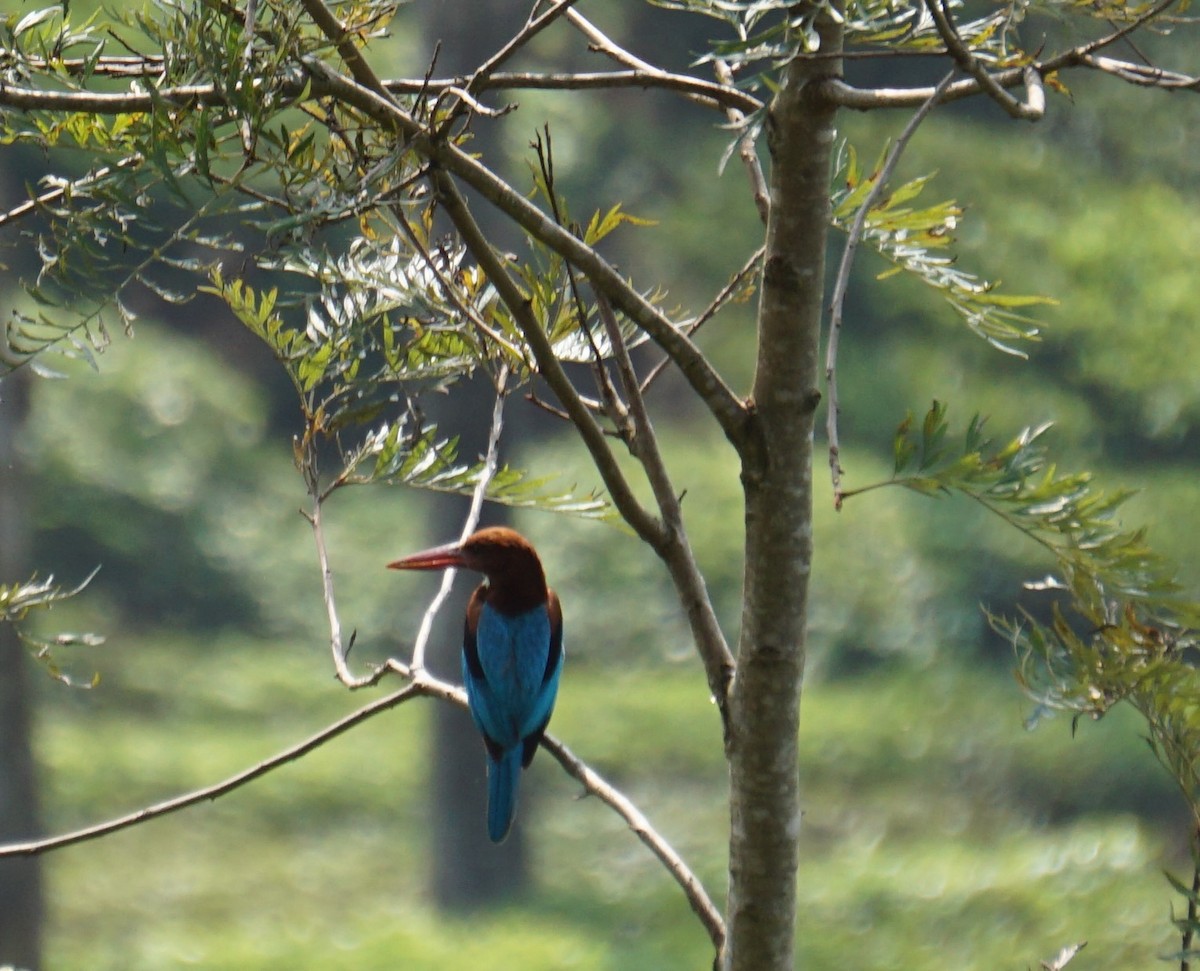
[726,13,843,971]
[0,371,44,971]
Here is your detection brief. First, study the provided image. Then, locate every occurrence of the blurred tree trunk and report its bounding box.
[0,370,44,970]
[417,0,534,909]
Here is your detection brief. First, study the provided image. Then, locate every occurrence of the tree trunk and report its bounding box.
[0,370,44,971]
[726,13,843,971]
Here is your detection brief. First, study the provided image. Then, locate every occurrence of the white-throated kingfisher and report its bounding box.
[388,527,563,843]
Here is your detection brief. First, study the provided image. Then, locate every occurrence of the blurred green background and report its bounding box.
[3,1,1200,968]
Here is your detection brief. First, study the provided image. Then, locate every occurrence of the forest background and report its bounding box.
[1,0,1199,969]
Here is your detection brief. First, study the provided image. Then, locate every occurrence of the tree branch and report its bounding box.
[540,732,726,961]
[299,60,754,452]
[922,0,1044,120]
[0,681,423,857]
[561,5,729,114]
[595,293,736,716]
[449,0,586,123]
[825,71,954,507]
[714,59,769,226]
[0,663,726,965]
[430,168,668,549]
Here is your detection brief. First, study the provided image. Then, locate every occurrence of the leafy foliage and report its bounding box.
[833,145,1053,355]
[1,569,102,684]
[649,0,1027,73]
[847,402,1200,939]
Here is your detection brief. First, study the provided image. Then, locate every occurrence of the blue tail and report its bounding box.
[487,748,522,843]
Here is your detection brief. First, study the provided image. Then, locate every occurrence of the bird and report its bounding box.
[388,526,563,843]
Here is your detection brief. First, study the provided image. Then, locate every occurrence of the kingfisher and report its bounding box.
[388,526,563,843]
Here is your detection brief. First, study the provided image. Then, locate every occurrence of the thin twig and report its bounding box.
[540,733,726,960]
[444,0,585,129]
[825,71,954,508]
[409,366,510,672]
[714,59,769,226]
[431,167,668,548]
[563,6,733,114]
[0,681,423,857]
[393,69,759,112]
[639,246,764,396]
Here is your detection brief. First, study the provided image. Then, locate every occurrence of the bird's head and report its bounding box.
[388,526,548,609]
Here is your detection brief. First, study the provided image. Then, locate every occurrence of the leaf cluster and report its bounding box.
[852,403,1200,882]
[0,569,102,685]
[833,144,1053,356]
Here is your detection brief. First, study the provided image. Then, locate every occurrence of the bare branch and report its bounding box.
[540,732,726,961]
[430,168,669,548]
[595,293,736,718]
[1079,53,1199,89]
[393,69,761,113]
[0,68,759,118]
[446,0,585,125]
[0,681,423,857]
[825,72,955,507]
[0,82,227,113]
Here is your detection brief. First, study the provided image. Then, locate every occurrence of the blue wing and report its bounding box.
[462,595,562,754]
[462,588,563,842]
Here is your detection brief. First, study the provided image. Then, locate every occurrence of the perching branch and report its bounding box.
[0,680,423,857]
[825,71,955,506]
[0,664,725,964]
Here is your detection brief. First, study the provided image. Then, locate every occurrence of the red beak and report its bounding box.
[387,541,466,572]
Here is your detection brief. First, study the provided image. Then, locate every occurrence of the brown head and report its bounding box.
[388,526,549,614]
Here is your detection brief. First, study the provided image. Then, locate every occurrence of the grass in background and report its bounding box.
[33,632,1186,970]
